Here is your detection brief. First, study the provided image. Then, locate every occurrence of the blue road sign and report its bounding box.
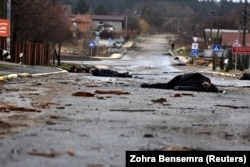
[191,49,198,56]
[89,41,95,48]
[108,37,112,42]
[213,45,220,52]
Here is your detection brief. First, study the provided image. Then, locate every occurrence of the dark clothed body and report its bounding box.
[91,69,132,78]
[141,73,219,92]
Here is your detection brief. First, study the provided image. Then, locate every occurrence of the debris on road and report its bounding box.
[95,89,131,95]
[72,91,95,97]
[110,109,156,112]
[72,89,131,97]
[214,104,249,109]
[151,98,167,104]
[28,149,61,158]
[0,103,41,112]
[67,149,75,156]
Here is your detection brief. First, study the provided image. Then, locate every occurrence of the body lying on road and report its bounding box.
[68,65,132,78]
[240,73,250,80]
[141,73,219,92]
[91,68,132,78]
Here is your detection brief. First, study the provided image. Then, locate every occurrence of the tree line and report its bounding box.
[59,0,246,34]
[0,0,70,65]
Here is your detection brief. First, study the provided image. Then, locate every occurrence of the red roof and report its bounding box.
[221,32,250,47]
[92,15,125,21]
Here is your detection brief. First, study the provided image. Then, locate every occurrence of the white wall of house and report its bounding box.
[92,20,123,32]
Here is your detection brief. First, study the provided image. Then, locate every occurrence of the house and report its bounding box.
[92,15,127,34]
[204,29,248,45]
[69,14,92,37]
[221,32,250,47]
[68,14,128,38]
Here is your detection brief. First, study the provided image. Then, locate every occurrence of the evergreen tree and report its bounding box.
[94,4,107,15]
[0,0,7,18]
[74,0,89,14]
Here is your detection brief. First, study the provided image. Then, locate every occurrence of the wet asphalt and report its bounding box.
[0,35,250,167]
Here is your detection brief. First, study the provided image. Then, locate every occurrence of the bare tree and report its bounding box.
[11,0,70,65]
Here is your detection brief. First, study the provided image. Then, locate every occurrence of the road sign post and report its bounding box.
[232,46,250,71]
[107,37,112,54]
[89,41,95,62]
[95,31,101,56]
[232,46,250,55]
[212,45,221,71]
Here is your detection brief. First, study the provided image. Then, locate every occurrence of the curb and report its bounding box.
[0,69,68,81]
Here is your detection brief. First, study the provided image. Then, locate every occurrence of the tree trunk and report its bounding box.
[57,43,61,66]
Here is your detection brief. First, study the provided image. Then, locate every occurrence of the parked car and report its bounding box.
[113,41,122,48]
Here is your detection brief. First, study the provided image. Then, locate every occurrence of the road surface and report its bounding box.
[0,34,250,167]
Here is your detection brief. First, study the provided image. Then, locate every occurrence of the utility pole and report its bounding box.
[7,0,11,53]
[242,0,247,47]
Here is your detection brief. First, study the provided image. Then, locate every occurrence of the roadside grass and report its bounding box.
[50,63,77,71]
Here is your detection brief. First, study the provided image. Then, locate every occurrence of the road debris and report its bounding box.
[151,98,167,103]
[95,89,131,95]
[214,104,249,109]
[72,91,95,97]
[110,109,156,112]
[0,103,41,112]
[67,149,75,156]
[28,149,61,158]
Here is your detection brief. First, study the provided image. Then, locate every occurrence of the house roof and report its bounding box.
[221,32,250,47]
[92,15,126,21]
[69,14,91,23]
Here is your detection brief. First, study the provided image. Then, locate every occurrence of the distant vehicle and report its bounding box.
[112,37,124,48]
[113,41,122,48]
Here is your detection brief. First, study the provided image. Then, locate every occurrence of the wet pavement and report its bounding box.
[0,34,250,167]
[0,62,64,76]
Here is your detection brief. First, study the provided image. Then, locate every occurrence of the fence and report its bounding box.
[0,39,51,65]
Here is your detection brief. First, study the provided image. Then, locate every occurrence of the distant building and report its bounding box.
[69,14,92,37]
[92,15,127,33]
[204,28,248,45]
[221,32,250,47]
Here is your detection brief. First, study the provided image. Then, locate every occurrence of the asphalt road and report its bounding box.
[0,34,250,167]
